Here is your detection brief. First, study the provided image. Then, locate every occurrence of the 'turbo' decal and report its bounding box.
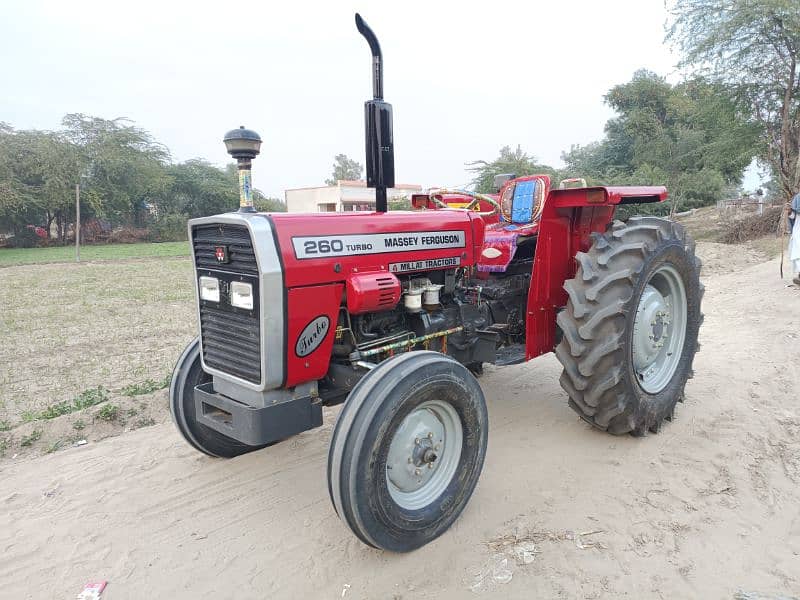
[295,315,330,357]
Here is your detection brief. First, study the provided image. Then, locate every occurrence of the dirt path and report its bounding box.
[1,247,799,599]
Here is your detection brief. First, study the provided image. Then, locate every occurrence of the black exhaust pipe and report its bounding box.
[355,13,394,213]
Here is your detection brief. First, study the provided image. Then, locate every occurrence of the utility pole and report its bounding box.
[75,183,80,262]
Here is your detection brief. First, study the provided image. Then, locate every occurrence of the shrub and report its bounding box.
[148,213,188,242]
[36,401,74,420]
[10,227,41,248]
[73,387,109,410]
[107,227,149,244]
[23,386,110,422]
[121,377,168,397]
[46,439,66,454]
[95,403,119,422]
[21,429,42,447]
[719,207,783,244]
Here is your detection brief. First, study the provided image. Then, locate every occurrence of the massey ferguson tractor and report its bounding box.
[170,14,703,552]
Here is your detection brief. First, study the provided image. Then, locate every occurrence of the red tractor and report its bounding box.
[170,15,703,552]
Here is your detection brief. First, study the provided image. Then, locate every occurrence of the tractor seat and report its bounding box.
[501,175,550,225]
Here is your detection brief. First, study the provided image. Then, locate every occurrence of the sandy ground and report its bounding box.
[1,244,799,599]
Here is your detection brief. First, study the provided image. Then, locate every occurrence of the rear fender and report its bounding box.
[548,185,667,207]
[522,186,667,359]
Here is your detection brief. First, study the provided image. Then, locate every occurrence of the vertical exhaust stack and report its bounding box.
[355,13,395,213]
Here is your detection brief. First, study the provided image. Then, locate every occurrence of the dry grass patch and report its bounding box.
[0,256,197,456]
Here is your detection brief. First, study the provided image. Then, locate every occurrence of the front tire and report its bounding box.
[555,217,703,435]
[327,351,488,552]
[169,338,269,458]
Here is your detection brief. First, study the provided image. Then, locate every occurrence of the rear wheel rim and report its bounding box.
[632,264,688,393]
[385,399,463,511]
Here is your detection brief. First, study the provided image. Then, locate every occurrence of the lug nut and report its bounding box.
[415,438,420,445]
[427,432,433,439]
[415,468,421,475]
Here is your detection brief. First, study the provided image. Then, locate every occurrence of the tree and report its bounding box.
[667,0,800,200]
[0,126,81,241]
[253,195,287,212]
[62,114,169,225]
[325,154,363,185]
[0,115,287,243]
[562,70,759,214]
[467,145,558,193]
[157,159,238,218]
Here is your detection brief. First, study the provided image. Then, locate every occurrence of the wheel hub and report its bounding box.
[631,265,688,394]
[385,400,463,510]
[386,409,445,493]
[633,286,670,370]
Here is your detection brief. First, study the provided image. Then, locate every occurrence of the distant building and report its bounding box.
[284,180,422,213]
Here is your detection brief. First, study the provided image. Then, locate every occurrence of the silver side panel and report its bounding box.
[188,213,284,392]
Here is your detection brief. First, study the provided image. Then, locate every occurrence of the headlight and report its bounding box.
[230,281,254,310]
[199,276,220,302]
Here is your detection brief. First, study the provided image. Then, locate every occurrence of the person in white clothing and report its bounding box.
[789,192,800,286]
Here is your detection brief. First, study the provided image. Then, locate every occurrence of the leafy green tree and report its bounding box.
[562,71,758,214]
[253,195,287,212]
[325,154,363,185]
[0,126,81,241]
[467,145,558,193]
[667,0,800,200]
[158,159,238,218]
[62,114,169,225]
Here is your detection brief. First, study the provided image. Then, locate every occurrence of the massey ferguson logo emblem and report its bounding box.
[215,246,229,263]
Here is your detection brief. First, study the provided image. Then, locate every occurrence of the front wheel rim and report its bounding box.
[631,264,688,394]
[385,399,463,511]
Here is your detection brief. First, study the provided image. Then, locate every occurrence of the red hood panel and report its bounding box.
[265,211,484,287]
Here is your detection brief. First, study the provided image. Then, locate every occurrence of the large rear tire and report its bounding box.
[555,217,703,435]
[169,338,270,458]
[327,351,488,552]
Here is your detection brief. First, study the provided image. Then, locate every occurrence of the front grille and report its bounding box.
[192,222,262,384]
[192,223,258,274]
[199,305,261,383]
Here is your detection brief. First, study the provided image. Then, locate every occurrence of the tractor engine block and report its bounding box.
[332,266,529,379]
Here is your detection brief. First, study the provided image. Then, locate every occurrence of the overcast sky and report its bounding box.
[5,0,757,198]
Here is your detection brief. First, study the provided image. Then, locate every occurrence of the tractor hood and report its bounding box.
[266,210,485,287]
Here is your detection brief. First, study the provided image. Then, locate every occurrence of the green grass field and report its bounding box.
[0,241,190,266]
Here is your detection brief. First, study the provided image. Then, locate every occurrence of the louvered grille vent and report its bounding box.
[192,224,258,274]
[192,223,261,384]
[376,276,397,307]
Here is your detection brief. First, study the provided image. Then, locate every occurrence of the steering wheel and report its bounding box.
[427,189,500,216]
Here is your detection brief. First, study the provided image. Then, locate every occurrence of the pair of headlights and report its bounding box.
[198,276,254,310]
